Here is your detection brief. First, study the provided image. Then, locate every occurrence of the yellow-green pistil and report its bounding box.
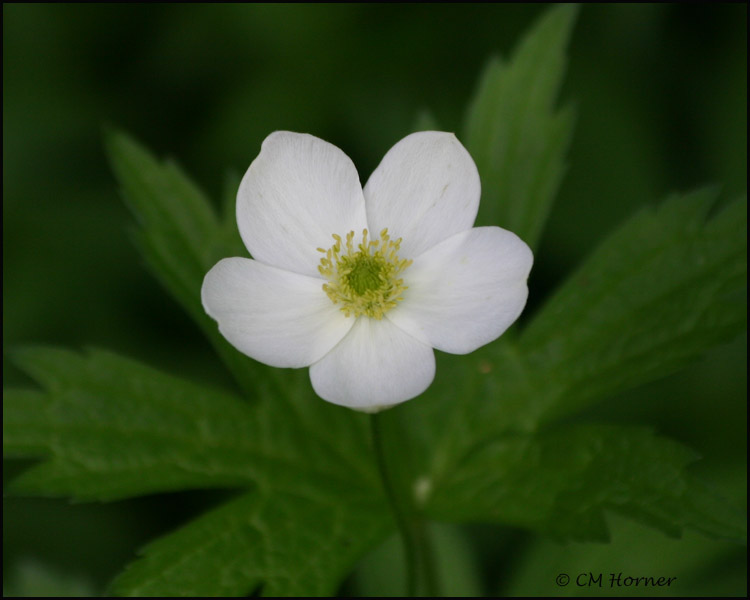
[318,228,412,319]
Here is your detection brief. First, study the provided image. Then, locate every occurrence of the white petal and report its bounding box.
[363,131,480,259]
[237,132,368,277]
[201,257,353,368]
[310,318,435,411]
[387,227,533,354]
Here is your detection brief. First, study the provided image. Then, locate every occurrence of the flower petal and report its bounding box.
[237,131,368,277]
[387,226,533,354]
[363,131,480,259]
[201,257,353,368]
[309,317,435,411]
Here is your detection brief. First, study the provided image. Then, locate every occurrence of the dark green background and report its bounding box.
[3,4,746,596]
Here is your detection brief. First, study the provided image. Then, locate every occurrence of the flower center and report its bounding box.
[317,228,412,319]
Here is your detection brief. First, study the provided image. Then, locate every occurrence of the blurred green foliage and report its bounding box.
[3,4,746,596]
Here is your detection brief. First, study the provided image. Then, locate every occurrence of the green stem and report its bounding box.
[370,412,439,596]
[414,517,439,597]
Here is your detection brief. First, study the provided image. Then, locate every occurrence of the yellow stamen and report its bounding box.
[318,228,412,319]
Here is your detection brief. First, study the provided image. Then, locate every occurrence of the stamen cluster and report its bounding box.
[318,228,412,319]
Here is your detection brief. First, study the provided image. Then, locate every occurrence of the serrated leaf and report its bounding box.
[4,346,390,595]
[508,190,747,427]
[417,191,746,454]
[104,130,261,396]
[425,424,746,543]
[3,347,378,502]
[3,346,274,500]
[464,4,576,250]
[112,488,391,597]
[408,190,746,541]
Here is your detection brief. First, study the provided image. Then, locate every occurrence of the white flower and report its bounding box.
[201,131,533,412]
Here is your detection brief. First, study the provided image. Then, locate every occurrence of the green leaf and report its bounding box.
[464,4,576,250]
[416,191,746,454]
[3,346,272,500]
[510,190,747,427]
[104,130,261,396]
[111,488,391,597]
[425,424,746,543]
[411,190,746,542]
[3,347,378,502]
[4,346,391,595]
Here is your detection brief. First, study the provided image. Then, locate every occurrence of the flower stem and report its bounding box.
[370,412,438,596]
